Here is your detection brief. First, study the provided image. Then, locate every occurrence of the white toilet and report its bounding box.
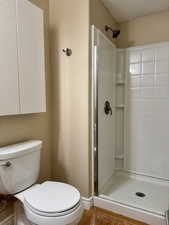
[0,140,84,225]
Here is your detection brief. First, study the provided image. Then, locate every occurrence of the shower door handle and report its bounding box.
[104,101,112,115]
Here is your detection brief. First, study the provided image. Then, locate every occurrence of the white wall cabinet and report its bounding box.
[0,0,20,115]
[17,0,46,114]
[0,0,46,116]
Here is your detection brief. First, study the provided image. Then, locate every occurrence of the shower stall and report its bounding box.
[91,25,169,225]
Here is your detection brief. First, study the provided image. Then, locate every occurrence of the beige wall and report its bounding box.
[49,0,116,198]
[49,0,90,197]
[117,10,169,48]
[90,0,117,42]
[0,0,52,183]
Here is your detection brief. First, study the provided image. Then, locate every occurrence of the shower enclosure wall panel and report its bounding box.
[92,26,117,193]
[125,42,169,180]
[115,49,126,170]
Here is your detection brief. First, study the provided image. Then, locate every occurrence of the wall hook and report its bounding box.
[62,48,72,56]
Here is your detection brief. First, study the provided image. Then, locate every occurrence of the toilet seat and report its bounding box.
[23,181,81,217]
[24,199,83,225]
[24,199,81,217]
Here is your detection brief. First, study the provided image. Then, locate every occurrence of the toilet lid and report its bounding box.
[24,182,81,214]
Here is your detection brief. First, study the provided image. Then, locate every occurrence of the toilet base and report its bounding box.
[15,200,83,225]
[14,184,40,225]
[15,201,34,225]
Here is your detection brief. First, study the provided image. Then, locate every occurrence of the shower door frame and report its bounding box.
[91,25,99,196]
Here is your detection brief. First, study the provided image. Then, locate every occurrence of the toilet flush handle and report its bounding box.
[0,161,12,167]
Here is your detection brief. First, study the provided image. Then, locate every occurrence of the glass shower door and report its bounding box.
[94,28,117,194]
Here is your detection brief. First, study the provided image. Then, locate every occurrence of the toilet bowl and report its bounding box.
[15,181,84,225]
[0,140,84,225]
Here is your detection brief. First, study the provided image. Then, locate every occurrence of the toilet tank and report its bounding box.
[0,140,42,194]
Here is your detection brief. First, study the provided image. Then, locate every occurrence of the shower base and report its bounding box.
[95,171,169,225]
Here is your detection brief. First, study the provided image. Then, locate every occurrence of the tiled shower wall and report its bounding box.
[123,42,169,179]
[127,45,169,99]
[115,42,169,179]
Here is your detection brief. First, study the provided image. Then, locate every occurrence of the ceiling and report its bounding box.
[102,0,169,22]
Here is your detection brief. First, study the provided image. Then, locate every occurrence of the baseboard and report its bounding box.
[0,214,14,225]
[81,197,93,210]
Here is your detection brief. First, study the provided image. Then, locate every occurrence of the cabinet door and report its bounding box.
[17,0,46,114]
[0,0,20,115]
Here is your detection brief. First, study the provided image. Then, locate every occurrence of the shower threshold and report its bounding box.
[95,171,169,225]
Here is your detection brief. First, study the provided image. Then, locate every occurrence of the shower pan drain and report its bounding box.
[135,192,146,198]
